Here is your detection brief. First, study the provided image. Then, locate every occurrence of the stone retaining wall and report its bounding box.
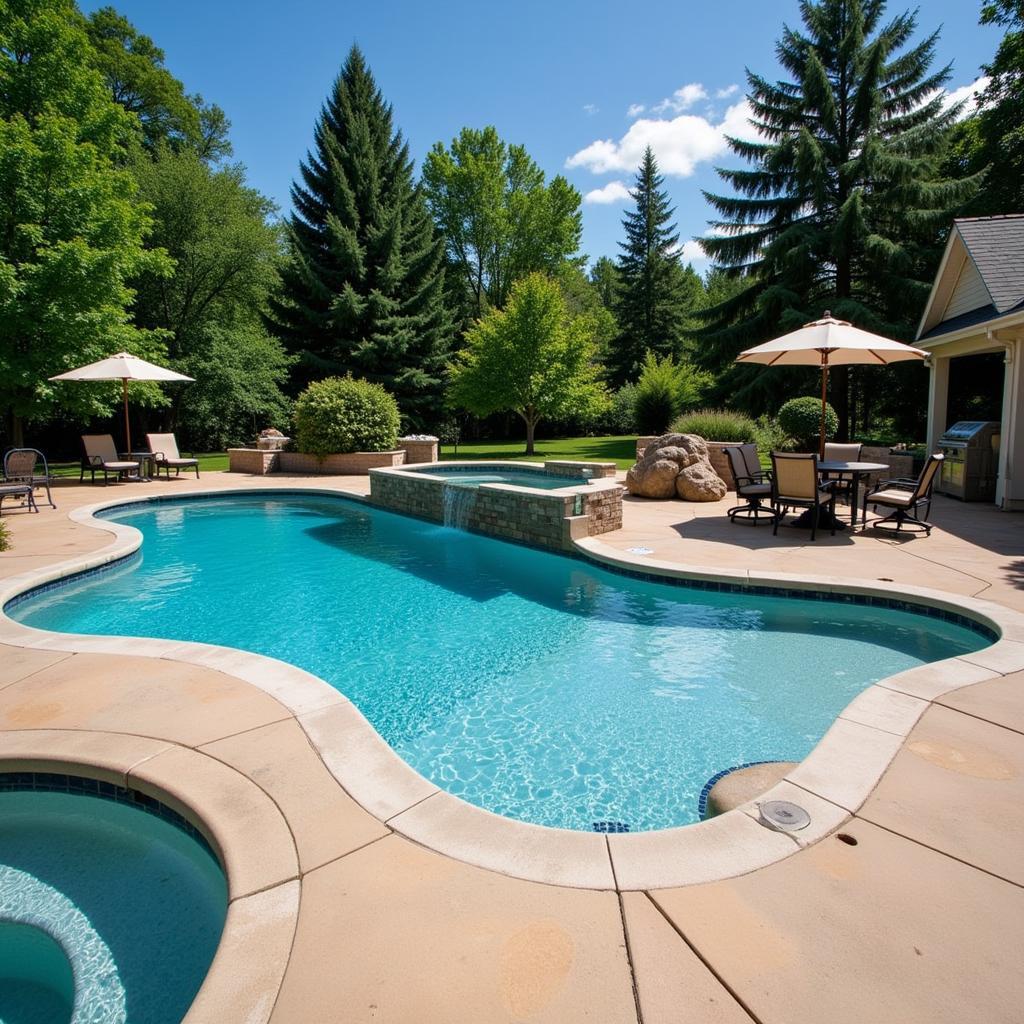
[398,439,438,464]
[228,449,405,475]
[542,460,619,479]
[368,464,623,551]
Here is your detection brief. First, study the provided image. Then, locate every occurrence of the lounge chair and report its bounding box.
[862,454,944,535]
[3,448,55,509]
[146,433,199,479]
[771,452,837,541]
[80,435,141,485]
[725,443,776,524]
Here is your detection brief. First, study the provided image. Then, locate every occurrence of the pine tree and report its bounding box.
[610,148,693,387]
[699,0,980,435]
[268,46,452,427]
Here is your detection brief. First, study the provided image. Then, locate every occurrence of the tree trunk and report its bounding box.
[9,411,24,448]
[525,416,536,455]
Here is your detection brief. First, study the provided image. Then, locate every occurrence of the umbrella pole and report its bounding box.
[819,354,829,460]
[123,378,131,454]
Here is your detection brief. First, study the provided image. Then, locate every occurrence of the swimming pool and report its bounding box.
[0,777,226,1023]
[10,494,989,832]
[411,466,591,489]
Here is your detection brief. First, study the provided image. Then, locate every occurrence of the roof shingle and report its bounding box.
[954,215,1024,314]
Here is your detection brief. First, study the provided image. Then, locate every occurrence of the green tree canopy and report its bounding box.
[699,0,980,436]
[448,273,608,454]
[422,126,583,317]
[943,1,1024,215]
[589,256,621,311]
[610,147,700,387]
[268,46,452,428]
[129,147,292,448]
[83,6,231,162]
[0,0,170,445]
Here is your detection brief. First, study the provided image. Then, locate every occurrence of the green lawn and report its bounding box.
[440,435,636,469]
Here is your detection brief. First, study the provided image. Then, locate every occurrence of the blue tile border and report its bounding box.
[698,761,778,819]
[0,770,218,861]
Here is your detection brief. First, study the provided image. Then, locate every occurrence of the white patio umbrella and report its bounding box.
[736,312,928,458]
[50,352,194,453]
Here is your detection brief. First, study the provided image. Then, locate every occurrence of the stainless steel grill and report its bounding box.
[936,421,1000,501]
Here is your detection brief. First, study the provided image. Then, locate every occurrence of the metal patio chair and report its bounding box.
[725,443,777,524]
[80,435,141,485]
[771,452,837,541]
[862,454,944,535]
[3,447,55,509]
[146,433,199,480]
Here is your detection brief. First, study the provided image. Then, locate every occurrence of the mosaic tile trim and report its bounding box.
[0,771,217,861]
[697,761,777,819]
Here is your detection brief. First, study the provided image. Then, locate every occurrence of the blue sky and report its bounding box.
[82,0,998,269]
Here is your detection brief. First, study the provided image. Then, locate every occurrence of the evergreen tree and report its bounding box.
[610,148,693,387]
[699,0,979,436]
[268,46,452,427]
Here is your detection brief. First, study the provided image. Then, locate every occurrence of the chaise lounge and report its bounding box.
[146,433,199,480]
[80,435,142,485]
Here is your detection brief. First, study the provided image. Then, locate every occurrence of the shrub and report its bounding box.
[670,408,757,442]
[752,415,791,453]
[606,383,638,434]
[777,396,837,449]
[633,352,712,435]
[0,521,8,552]
[293,376,400,456]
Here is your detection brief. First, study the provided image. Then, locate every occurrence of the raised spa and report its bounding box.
[10,495,990,832]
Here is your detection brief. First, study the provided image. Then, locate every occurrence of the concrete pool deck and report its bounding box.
[0,471,1022,1023]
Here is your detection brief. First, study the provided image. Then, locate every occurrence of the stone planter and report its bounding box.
[228,449,405,475]
[704,441,746,491]
[256,435,290,451]
[398,438,438,464]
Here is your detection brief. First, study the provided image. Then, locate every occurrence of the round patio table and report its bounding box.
[789,460,889,529]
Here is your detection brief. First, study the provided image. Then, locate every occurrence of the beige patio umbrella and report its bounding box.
[736,312,928,457]
[50,352,194,453]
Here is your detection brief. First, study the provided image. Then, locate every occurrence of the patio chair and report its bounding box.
[3,448,55,509]
[822,442,863,504]
[862,454,944,535]
[80,435,141,485]
[0,483,36,514]
[146,433,199,479]
[725,443,776,524]
[770,452,837,541]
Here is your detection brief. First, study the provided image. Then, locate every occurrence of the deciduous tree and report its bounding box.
[448,273,608,454]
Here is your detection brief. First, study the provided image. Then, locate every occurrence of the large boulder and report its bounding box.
[627,433,728,502]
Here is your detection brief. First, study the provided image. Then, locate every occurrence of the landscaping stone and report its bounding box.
[627,434,728,502]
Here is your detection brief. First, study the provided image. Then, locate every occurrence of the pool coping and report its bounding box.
[0,485,1022,897]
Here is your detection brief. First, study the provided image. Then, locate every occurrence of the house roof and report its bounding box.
[917,215,1024,342]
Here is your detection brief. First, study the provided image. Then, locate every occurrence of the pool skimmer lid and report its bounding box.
[758,800,811,832]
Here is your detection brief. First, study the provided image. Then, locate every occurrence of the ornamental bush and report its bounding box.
[0,521,8,552]
[670,408,757,443]
[633,352,712,435]
[293,376,400,455]
[777,396,838,449]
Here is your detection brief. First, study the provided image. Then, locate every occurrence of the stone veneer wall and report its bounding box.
[369,469,623,551]
[228,449,405,475]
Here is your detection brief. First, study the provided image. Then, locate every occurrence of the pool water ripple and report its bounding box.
[11,495,988,832]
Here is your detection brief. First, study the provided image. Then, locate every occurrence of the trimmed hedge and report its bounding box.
[293,376,400,456]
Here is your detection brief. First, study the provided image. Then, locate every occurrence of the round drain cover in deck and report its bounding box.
[759,800,811,832]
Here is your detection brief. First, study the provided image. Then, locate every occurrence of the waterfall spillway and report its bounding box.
[442,483,476,530]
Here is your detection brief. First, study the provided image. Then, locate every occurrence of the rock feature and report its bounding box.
[626,433,728,502]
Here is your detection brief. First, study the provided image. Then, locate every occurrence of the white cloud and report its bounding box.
[941,76,989,118]
[566,100,758,178]
[583,180,632,205]
[626,103,646,118]
[678,239,708,263]
[652,82,708,115]
[583,103,599,116]
[715,84,739,99]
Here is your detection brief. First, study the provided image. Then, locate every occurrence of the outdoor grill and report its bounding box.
[936,421,1001,501]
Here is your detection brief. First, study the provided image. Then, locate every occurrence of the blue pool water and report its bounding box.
[414,467,588,489]
[0,786,226,1023]
[11,495,988,831]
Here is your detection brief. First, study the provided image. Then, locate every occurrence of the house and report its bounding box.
[917,215,1024,510]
